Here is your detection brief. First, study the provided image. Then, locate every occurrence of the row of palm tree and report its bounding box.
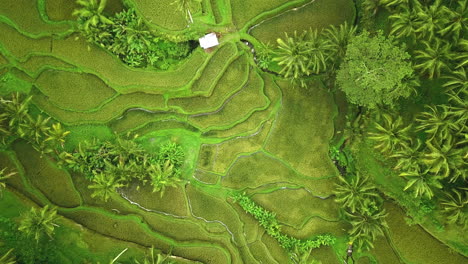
[334,173,389,251]
[0,93,70,156]
[265,22,357,87]
[63,137,185,202]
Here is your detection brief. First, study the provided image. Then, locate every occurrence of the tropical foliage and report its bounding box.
[232,193,336,253]
[336,30,416,108]
[334,173,379,213]
[73,0,193,70]
[368,113,412,154]
[0,168,15,197]
[345,208,389,251]
[0,249,16,264]
[440,189,467,229]
[18,205,60,243]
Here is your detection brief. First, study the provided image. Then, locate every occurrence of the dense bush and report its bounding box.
[232,193,336,252]
[73,0,193,70]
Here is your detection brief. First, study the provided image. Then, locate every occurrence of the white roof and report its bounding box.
[199,33,219,49]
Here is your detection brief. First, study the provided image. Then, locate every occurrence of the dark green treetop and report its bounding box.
[336,30,416,108]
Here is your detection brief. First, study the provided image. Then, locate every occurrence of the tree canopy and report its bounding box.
[336,30,416,108]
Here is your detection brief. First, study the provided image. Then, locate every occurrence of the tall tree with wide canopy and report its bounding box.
[336,31,416,108]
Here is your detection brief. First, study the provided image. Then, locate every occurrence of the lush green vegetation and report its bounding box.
[73,0,194,69]
[0,0,466,262]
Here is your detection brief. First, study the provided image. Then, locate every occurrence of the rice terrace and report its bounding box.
[0,0,467,263]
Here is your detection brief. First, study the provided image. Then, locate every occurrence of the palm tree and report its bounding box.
[345,208,389,251]
[323,22,357,66]
[455,39,468,68]
[73,0,114,31]
[389,6,419,41]
[0,112,11,145]
[390,139,423,172]
[422,135,465,181]
[361,0,382,17]
[368,113,412,154]
[438,0,468,42]
[0,168,16,197]
[334,173,380,213]
[148,160,180,197]
[18,205,60,243]
[88,172,124,202]
[416,105,460,141]
[20,115,51,145]
[446,91,468,122]
[45,123,70,149]
[0,248,16,264]
[414,39,453,79]
[273,31,311,80]
[399,169,442,199]
[414,0,449,42]
[440,189,467,228]
[443,67,468,95]
[305,29,331,74]
[0,93,31,134]
[171,0,200,24]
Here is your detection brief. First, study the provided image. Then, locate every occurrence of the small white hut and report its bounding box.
[199,33,219,50]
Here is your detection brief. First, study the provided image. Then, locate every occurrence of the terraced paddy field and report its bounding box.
[0,0,466,263]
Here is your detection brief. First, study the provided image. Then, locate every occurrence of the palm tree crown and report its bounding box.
[18,205,60,243]
[334,173,380,213]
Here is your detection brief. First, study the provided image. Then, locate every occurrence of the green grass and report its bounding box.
[0,71,33,95]
[0,0,73,36]
[0,22,50,58]
[35,70,117,111]
[191,42,238,94]
[64,124,114,151]
[264,79,337,180]
[189,69,268,131]
[130,0,200,30]
[32,87,166,125]
[19,54,75,76]
[168,54,249,115]
[231,0,291,28]
[12,140,82,208]
[252,189,340,228]
[385,202,468,264]
[109,110,187,134]
[250,0,355,43]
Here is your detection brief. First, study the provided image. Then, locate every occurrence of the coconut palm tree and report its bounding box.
[45,123,70,149]
[414,0,449,41]
[0,248,16,264]
[73,0,114,31]
[362,0,383,17]
[323,22,357,66]
[0,168,16,198]
[422,135,465,181]
[334,173,380,213]
[443,67,468,95]
[446,91,468,122]
[399,169,442,199]
[440,189,467,228]
[148,160,180,197]
[455,39,468,68]
[0,112,10,145]
[0,93,31,134]
[171,0,200,24]
[18,205,60,243]
[20,115,51,145]
[345,208,389,251]
[368,113,412,154]
[416,105,460,141]
[305,29,331,74]
[414,39,453,79]
[438,0,468,42]
[389,6,419,41]
[390,139,423,172]
[88,172,124,202]
[273,31,311,80]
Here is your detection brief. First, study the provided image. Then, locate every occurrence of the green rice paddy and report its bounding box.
[0,0,466,263]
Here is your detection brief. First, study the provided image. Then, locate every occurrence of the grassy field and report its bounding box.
[0,0,465,262]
